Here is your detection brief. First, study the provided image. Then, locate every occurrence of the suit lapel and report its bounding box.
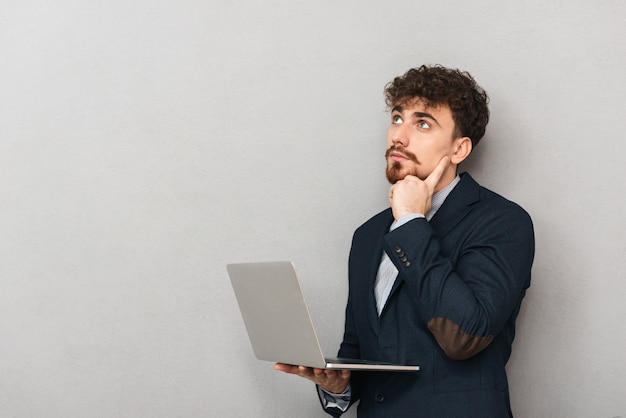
[382,173,480,312]
[429,172,480,239]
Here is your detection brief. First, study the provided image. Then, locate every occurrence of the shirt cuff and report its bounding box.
[390,213,424,231]
[317,384,351,412]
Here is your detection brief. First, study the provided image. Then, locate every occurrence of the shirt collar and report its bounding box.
[427,174,461,221]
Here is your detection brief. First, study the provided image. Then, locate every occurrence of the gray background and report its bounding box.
[1,1,625,417]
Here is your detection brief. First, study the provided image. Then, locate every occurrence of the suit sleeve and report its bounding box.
[384,202,534,360]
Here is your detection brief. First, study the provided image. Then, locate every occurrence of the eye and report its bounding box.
[417,120,431,129]
[392,115,403,124]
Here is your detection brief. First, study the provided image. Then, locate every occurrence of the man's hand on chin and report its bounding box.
[388,156,450,220]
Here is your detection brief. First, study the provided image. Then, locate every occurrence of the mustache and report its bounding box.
[385,145,419,163]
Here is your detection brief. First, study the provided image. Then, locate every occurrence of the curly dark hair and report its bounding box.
[384,65,490,147]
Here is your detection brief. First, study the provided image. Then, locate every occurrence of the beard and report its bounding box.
[385,145,420,184]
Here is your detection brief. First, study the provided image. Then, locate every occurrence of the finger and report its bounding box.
[274,362,289,371]
[313,368,325,376]
[424,156,449,190]
[275,363,313,375]
[275,363,298,372]
[298,365,312,374]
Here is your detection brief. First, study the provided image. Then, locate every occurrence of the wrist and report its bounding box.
[320,382,349,395]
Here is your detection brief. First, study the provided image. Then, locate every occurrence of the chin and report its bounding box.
[386,163,421,184]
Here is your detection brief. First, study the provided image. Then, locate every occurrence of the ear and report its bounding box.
[451,136,472,165]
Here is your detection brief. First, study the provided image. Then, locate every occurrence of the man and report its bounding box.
[276,65,535,417]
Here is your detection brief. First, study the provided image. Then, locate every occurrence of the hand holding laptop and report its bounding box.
[274,363,351,394]
[227,261,419,372]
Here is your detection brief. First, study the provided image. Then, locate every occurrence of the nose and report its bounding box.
[390,124,410,148]
[392,136,408,148]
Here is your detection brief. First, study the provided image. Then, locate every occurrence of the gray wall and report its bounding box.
[1,1,624,417]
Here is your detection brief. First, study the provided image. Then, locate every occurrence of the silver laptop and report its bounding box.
[227,261,419,372]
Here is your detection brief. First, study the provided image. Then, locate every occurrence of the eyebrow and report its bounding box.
[392,105,441,127]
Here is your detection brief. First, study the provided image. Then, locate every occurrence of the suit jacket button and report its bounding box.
[394,246,402,254]
[374,392,384,403]
[404,261,411,267]
[400,256,408,262]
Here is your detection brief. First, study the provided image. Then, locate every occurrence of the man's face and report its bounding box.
[385,99,460,187]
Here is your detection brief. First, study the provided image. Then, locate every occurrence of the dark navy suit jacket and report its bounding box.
[325,173,534,417]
